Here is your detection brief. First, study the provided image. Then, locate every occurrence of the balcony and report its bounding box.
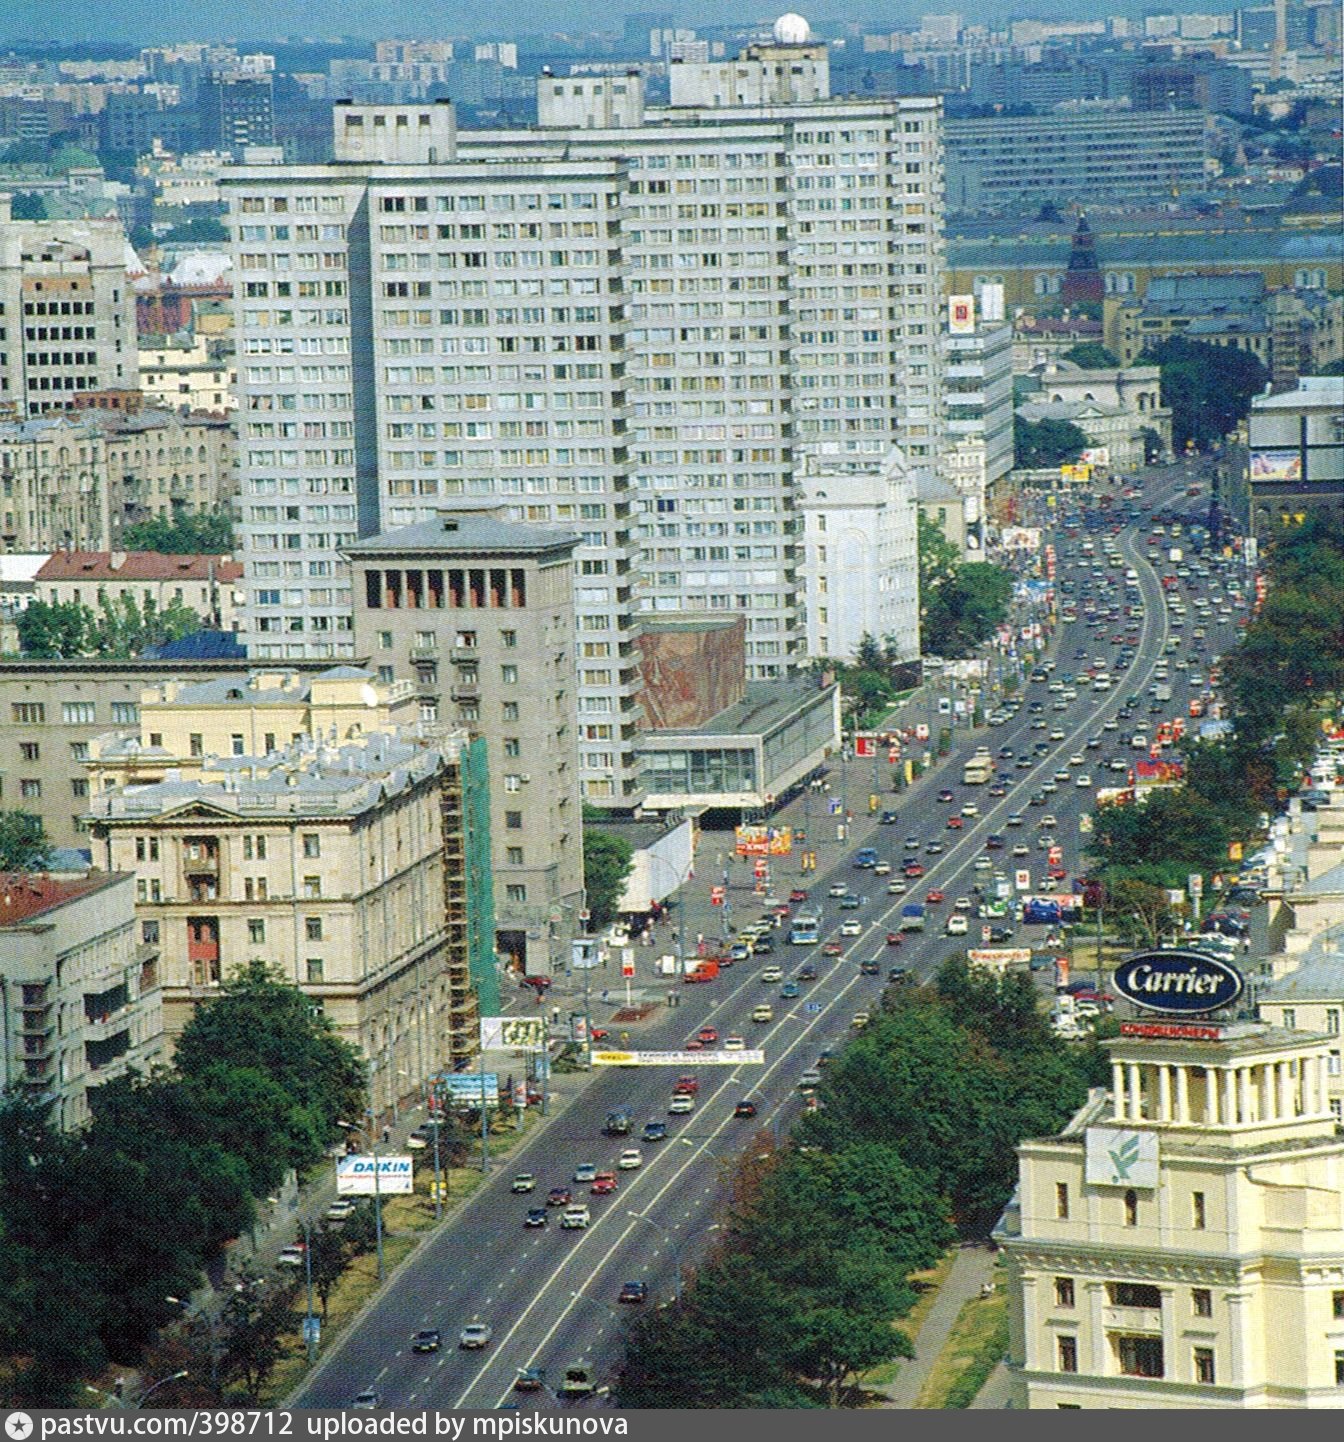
[1103,1306,1163,1335]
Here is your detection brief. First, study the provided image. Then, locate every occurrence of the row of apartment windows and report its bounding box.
[1055,1182,1209,1228]
[11,701,138,725]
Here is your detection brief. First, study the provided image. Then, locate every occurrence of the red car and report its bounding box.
[590,1026,610,1042]
[886,931,903,946]
[823,940,843,956]
[590,1172,618,1196]
[674,1075,699,1095]
[789,888,809,904]
[519,975,553,993]
[903,861,925,878]
[946,816,963,830]
[684,1039,704,1051]
[697,1026,719,1045]
[925,889,945,905]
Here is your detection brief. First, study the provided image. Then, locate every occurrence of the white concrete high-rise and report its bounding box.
[223,40,945,806]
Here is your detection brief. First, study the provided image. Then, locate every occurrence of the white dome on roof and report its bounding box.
[773,13,811,44]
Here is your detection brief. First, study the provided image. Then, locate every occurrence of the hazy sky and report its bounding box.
[1,0,1139,46]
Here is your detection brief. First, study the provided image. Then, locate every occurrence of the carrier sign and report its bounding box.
[1112,950,1243,1015]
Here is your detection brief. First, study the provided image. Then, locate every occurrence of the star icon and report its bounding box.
[5,1415,34,1441]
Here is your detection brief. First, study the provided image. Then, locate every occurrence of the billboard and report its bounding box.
[735,825,793,857]
[1111,950,1243,1014]
[1080,447,1110,468]
[479,1015,546,1051]
[948,294,976,334]
[434,1073,501,1107]
[1249,450,1303,482]
[591,1049,765,1067]
[336,1155,415,1196]
[1085,1127,1159,1189]
[966,947,1032,972]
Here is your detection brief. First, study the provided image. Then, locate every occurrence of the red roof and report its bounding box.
[0,873,117,924]
[35,552,242,584]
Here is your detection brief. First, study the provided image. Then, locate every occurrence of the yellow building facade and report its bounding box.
[997,1021,1344,1408]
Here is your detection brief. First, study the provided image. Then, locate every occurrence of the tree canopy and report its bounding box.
[121,509,235,555]
[0,810,52,870]
[1062,342,1119,368]
[582,829,634,926]
[918,515,1013,660]
[17,595,202,659]
[1139,337,1268,452]
[1013,415,1089,469]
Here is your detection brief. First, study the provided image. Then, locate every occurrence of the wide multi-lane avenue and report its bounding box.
[296,461,1245,1410]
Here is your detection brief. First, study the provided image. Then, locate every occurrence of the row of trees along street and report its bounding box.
[617,960,1107,1407]
[1086,515,1344,943]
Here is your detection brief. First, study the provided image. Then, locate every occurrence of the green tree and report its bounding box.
[917,510,961,597]
[218,1284,295,1404]
[121,508,235,554]
[0,810,52,870]
[9,192,46,220]
[174,960,365,1143]
[923,562,1013,659]
[787,1305,912,1406]
[582,829,634,927]
[1062,342,1119,368]
[1013,416,1089,468]
[1104,875,1183,947]
[1087,787,1230,887]
[16,600,94,657]
[1140,337,1268,451]
[304,1222,349,1318]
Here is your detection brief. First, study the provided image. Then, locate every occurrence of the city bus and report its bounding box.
[789,914,820,945]
[962,756,993,785]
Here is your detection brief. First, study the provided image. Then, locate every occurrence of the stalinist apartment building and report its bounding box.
[997,1022,1344,1408]
[222,31,944,808]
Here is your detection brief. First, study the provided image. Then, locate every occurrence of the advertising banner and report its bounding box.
[479,1015,546,1051]
[948,293,976,334]
[435,1073,501,1108]
[734,825,793,857]
[1085,1127,1160,1189]
[591,1049,765,1067]
[967,947,1032,972]
[1249,450,1303,482]
[336,1155,415,1196]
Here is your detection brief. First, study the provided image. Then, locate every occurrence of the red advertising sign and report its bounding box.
[1120,1021,1223,1041]
[621,955,636,979]
[855,735,877,758]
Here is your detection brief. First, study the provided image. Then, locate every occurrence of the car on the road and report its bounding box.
[591,1171,618,1196]
[839,891,865,907]
[988,926,1016,944]
[697,1026,719,1045]
[619,1282,649,1304]
[946,915,968,936]
[1006,813,1024,827]
[734,1099,759,1118]
[559,1206,590,1231]
[514,1368,545,1394]
[546,1186,572,1207]
[760,965,783,983]
[724,1034,746,1051]
[1048,728,1065,742]
[325,1198,357,1224]
[925,841,945,855]
[903,861,925,878]
[277,1244,307,1268]
[839,919,861,936]
[1076,773,1093,787]
[789,888,809,904]
[961,803,979,817]
[851,1011,872,1030]
[925,889,945,905]
[524,1207,548,1228]
[828,881,850,897]
[937,788,955,802]
[668,1094,694,1114]
[511,1173,537,1194]
[642,1121,667,1143]
[459,1323,494,1348]
[674,1075,699,1094]
[985,834,1005,850]
[780,980,802,997]
[618,1149,643,1170]
[946,815,964,830]
[751,1004,775,1023]
[886,930,903,946]
[886,879,907,895]
[879,810,900,825]
[1012,844,1029,858]
[573,1163,598,1184]
[873,862,892,876]
[412,1329,442,1353]
[796,963,818,981]
[352,1391,381,1410]
[823,940,843,955]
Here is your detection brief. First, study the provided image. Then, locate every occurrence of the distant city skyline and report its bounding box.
[0,0,1207,47]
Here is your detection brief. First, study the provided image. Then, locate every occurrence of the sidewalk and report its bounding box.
[875,1244,997,1409]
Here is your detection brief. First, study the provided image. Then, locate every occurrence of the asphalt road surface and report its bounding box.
[295,461,1247,1410]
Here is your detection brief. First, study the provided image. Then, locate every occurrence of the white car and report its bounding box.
[723,1035,745,1052]
[1068,755,1084,767]
[1076,774,1093,788]
[668,1094,694,1114]
[886,879,907,895]
[560,1206,591,1230]
[961,803,979,817]
[946,915,969,936]
[953,896,972,912]
[873,862,891,876]
[840,919,862,936]
[760,966,783,982]
[617,1149,643,1170]
[460,1322,495,1348]
[1048,728,1065,742]
[828,882,849,898]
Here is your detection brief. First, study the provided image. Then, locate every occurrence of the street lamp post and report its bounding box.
[134,1370,189,1408]
[625,1210,722,1303]
[338,1107,385,1283]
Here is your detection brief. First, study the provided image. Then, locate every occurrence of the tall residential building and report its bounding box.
[85,668,495,1082]
[997,1021,1344,1407]
[346,506,585,970]
[0,203,139,417]
[197,72,275,155]
[223,48,945,805]
[0,869,163,1132]
[945,289,1013,538]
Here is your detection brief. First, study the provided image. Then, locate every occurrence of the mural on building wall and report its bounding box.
[638,618,746,730]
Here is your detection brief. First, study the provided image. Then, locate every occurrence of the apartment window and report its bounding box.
[1335,1351,1344,1386]
[135,837,160,861]
[1054,1277,1075,1308]
[306,958,324,983]
[506,846,524,866]
[1111,1282,1161,1308]
[502,701,520,721]
[1057,1336,1078,1374]
[61,701,95,724]
[69,742,88,761]
[141,920,160,944]
[12,703,44,723]
[1192,1288,1212,1318]
[501,664,519,684]
[19,779,40,799]
[504,775,522,793]
[244,878,269,901]
[501,629,517,649]
[1332,1290,1344,1319]
[305,917,323,942]
[231,734,245,756]
[1191,1191,1206,1230]
[1055,1182,1070,1220]
[1193,1348,1216,1385]
[248,919,266,944]
[1283,1008,1296,1029]
[503,738,521,758]
[111,702,138,724]
[19,742,39,761]
[302,833,321,859]
[505,884,527,903]
[1124,1189,1139,1227]
[71,778,88,798]
[505,810,523,830]
[1117,1336,1164,1378]
[148,732,163,748]
[243,835,267,860]
[378,630,393,649]
[189,733,204,757]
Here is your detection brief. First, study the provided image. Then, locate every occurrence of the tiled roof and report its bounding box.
[35,552,242,583]
[0,871,118,924]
